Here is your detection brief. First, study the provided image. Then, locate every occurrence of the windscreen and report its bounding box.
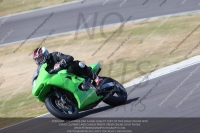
[32,65,41,85]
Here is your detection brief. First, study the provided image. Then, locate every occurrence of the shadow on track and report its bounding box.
[78,97,140,118]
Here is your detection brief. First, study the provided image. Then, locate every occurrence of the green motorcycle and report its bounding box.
[32,62,127,120]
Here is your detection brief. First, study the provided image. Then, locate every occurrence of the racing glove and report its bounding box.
[54,63,61,72]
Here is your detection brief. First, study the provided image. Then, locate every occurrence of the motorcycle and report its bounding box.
[32,62,127,120]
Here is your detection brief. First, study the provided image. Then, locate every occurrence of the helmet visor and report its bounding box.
[35,55,45,65]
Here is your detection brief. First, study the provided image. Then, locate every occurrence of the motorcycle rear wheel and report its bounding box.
[102,77,127,106]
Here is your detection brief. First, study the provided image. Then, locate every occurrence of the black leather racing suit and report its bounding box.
[45,52,95,79]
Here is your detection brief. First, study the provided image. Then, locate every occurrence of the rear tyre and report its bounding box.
[45,94,79,120]
[102,78,127,106]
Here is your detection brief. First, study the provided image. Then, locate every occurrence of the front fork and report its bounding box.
[50,87,71,106]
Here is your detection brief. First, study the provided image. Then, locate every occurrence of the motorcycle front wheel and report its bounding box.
[45,94,79,120]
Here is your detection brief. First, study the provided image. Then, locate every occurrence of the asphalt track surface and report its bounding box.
[0,0,200,45]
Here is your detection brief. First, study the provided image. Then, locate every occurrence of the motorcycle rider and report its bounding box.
[32,47,102,87]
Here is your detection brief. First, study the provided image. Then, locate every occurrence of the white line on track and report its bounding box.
[181,0,187,5]
[124,55,200,87]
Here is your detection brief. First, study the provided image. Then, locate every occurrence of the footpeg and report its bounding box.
[81,83,90,91]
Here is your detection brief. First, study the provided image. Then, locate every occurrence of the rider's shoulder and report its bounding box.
[51,51,61,56]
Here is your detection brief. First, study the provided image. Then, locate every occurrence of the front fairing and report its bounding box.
[32,62,103,109]
[32,63,50,97]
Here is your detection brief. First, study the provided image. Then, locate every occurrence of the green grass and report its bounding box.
[0,93,47,117]
[0,93,48,128]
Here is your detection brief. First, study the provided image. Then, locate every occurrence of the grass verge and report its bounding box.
[0,0,74,16]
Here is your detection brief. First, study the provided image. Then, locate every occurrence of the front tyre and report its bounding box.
[45,95,79,120]
[102,78,127,106]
